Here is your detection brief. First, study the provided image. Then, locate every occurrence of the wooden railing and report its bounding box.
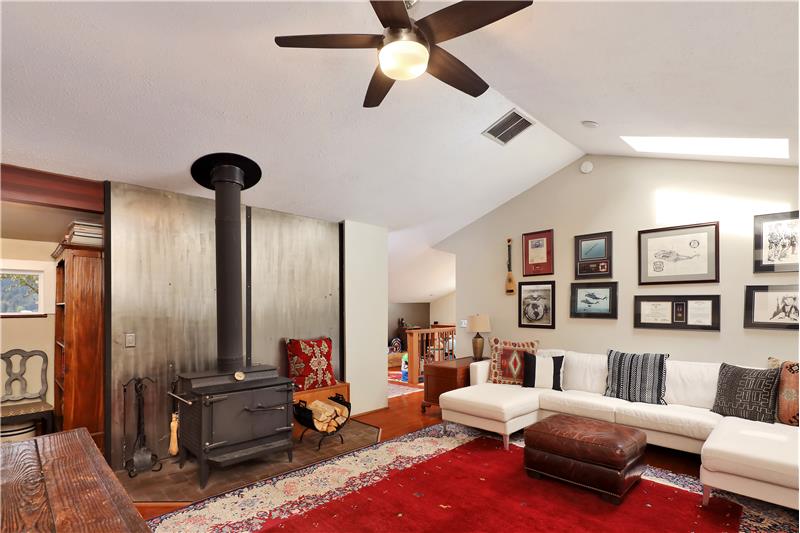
[406,326,456,387]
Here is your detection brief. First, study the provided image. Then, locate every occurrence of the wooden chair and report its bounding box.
[1,349,55,435]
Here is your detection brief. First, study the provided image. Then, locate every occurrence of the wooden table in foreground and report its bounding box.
[1,428,149,533]
[422,357,472,413]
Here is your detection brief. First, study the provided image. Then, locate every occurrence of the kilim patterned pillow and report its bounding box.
[287,337,336,391]
[604,350,669,404]
[711,363,780,423]
[768,357,799,426]
[489,337,538,385]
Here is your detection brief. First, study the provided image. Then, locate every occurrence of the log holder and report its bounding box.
[292,393,351,450]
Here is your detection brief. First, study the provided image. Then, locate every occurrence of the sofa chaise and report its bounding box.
[439,350,798,510]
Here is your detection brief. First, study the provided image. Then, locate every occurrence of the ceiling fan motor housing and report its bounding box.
[380,26,429,52]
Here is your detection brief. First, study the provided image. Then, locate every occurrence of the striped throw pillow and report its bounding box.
[522,352,563,390]
[605,350,669,404]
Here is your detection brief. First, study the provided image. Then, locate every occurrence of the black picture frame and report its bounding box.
[753,211,799,273]
[570,282,618,319]
[633,295,720,331]
[743,285,798,330]
[518,281,555,329]
[574,231,612,279]
[638,222,719,285]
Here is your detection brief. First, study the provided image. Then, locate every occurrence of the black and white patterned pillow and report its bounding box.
[522,352,563,390]
[711,363,780,423]
[604,349,669,404]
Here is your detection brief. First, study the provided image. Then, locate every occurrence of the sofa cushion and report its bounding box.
[605,350,669,404]
[439,383,543,422]
[711,363,780,423]
[563,351,607,394]
[615,402,722,441]
[489,338,538,385]
[702,417,799,489]
[539,390,629,423]
[665,360,720,409]
[523,353,563,391]
[768,357,799,426]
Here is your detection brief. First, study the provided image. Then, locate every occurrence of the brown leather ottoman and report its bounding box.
[524,413,646,504]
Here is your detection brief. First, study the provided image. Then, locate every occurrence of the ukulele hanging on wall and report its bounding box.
[505,238,516,295]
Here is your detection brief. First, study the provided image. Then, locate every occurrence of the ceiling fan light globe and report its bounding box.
[378,40,429,81]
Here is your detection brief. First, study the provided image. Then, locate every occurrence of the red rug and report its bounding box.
[259,437,741,533]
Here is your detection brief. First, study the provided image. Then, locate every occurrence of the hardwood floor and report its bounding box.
[354,390,437,441]
[134,388,701,520]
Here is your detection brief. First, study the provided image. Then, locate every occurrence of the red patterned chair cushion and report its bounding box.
[287,337,336,391]
[489,337,539,385]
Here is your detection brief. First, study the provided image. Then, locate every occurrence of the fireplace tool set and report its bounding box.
[122,376,163,477]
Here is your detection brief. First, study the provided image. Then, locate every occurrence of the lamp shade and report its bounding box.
[467,314,491,333]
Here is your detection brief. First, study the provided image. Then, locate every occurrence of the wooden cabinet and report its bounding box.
[54,245,104,450]
[422,358,471,412]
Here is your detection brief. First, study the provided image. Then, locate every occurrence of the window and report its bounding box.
[1,269,44,315]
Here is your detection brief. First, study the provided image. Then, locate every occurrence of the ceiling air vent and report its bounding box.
[482,109,534,145]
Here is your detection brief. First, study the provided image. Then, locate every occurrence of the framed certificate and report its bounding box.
[522,229,554,276]
[634,295,720,331]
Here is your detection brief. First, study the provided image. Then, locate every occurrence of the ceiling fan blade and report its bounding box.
[363,66,395,108]
[426,45,489,98]
[370,0,411,29]
[416,1,533,44]
[275,34,383,49]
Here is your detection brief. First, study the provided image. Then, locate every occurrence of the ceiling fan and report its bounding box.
[275,1,533,108]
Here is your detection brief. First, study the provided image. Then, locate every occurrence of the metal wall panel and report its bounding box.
[249,207,340,377]
[109,183,340,468]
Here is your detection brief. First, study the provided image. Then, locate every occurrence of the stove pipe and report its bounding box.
[191,153,262,372]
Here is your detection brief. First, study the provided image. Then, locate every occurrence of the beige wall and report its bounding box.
[0,238,58,405]
[344,220,389,415]
[430,291,456,325]
[437,155,798,365]
[388,302,429,342]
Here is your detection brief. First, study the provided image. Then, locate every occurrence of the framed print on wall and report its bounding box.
[638,222,719,285]
[519,281,555,329]
[634,295,720,331]
[522,229,554,276]
[574,231,612,279]
[744,285,798,330]
[570,282,618,319]
[753,211,798,273]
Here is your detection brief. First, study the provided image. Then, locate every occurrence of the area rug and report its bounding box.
[387,381,423,398]
[148,424,798,533]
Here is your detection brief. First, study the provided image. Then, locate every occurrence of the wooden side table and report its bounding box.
[422,357,472,413]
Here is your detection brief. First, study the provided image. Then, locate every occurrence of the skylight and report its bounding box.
[620,136,790,159]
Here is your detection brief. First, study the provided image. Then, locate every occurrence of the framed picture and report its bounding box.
[744,285,798,330]
[570,282,618,319]
[634,295,720,331]
[638,222,719,285]
[522,229,554,276]
[754,211,798,273]
[518,281,555,329]
[574,231,612,279]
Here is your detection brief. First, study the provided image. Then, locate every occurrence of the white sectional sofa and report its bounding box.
[439,350,799,509]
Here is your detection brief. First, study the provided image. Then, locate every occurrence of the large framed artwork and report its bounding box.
[570,282,618,319]
[522,229,554,276]
[753,211,798,273]
[574,231,612,279]
[638,222,719,285]
[634,295,720,331]
[744,285,798,330]
[518,281,555,329]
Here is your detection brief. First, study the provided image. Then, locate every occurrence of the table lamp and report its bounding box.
[467,314,491,361]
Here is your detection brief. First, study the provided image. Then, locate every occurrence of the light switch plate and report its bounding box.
[124,333,136,348]
[459,319,467,328]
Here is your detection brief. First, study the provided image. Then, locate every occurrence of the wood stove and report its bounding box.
[172,153,293,488]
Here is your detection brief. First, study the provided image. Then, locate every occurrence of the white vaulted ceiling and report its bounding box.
[2,2,796,302]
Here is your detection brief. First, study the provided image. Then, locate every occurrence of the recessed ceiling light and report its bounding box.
[620,136,789,159]
[581,120,599,128]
